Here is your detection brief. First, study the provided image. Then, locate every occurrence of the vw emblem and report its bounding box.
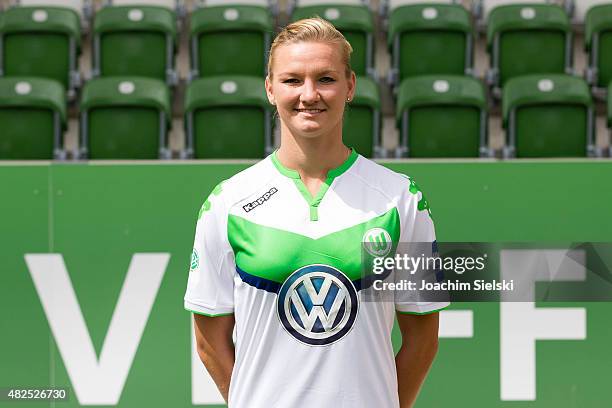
[277,264,358,346]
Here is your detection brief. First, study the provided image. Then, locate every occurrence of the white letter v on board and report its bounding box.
[25,253,169,405]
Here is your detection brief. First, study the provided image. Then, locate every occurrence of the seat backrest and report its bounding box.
[0,77,66,159]
[93,6,176,81]
[16,0,85,16]
[502,74,593,157]
[80,76,170,159]
[585,4,612,88]
[396,75,487,158]
[388,4,473,82]
[488,4,571,87]
[190,5,272,78]
[0,7,81,90]
[185,76,271,158]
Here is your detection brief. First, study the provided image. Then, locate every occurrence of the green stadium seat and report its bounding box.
[585,4,612,90]
[184,75,272,159]
[93,5,177,85]
[343,76,381,157]
[486,4,572,90]
[0,77,66,160]
[292,4,374,77]
[0,6,81,97]
[396,75,488,158]
[387,3,473,87]
[189,5,273,79]
[502,74,595,157]
[80,77,171,159]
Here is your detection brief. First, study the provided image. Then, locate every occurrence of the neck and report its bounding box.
[277,125,350,180]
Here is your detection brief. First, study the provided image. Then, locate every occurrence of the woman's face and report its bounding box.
[265,41,356,140]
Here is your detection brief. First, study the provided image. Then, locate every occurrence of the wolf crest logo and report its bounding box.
[277,264,359,346]
[363,228,392,257]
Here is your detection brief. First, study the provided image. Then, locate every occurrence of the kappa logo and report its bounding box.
[363,228,393,257]
[277,264,359,346]
[243,187,278,212]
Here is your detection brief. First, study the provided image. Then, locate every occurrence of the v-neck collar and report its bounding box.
[271,148,359,221]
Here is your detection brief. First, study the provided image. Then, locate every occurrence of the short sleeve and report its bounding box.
[395,176,450,315]
[184,183,235,316]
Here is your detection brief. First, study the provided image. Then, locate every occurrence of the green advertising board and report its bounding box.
[1,160,611,407]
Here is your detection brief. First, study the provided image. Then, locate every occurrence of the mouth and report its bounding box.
[294,108,326,114]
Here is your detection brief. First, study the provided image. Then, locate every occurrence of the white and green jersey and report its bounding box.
[184,149,449,408]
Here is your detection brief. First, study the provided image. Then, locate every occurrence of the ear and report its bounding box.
[347,71,356,102]
[265,76,275,105]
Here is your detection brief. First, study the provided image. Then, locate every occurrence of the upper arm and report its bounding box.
[193,313,235,351]
[398,176,435,244]
[184,182,235,316]
[396,312,440,346]
[395,175,450,314]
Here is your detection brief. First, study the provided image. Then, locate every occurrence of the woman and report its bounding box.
[184,17,448,408]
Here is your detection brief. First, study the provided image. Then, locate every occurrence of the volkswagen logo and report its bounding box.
[277,264,359,346]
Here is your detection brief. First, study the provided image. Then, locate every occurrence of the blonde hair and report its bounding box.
[267,17,353,79]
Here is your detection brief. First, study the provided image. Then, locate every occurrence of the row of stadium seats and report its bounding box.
[0,73,605,160]
[387,1,608,26]
[0,1,609,160]
[0,1,589,23]
[4,1,612,96]
[4,0,611,26]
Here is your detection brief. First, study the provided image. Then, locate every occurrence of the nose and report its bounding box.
[300,78,320,104]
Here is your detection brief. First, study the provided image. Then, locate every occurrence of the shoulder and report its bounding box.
[198,156,277,218]
[350,155,431,215]
[348,155,412,199]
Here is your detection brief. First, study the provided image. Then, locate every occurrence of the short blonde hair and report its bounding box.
[267,17,353,79]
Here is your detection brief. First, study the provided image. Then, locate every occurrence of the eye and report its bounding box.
[281,78,300,84]
[320,76,336,83]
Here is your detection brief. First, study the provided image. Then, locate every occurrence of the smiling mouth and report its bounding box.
[295,109,326,114]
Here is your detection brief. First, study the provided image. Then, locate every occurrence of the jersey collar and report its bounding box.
[271,148,359,221]
[271,148,358,180]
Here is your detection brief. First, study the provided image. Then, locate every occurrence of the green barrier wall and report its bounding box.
[1,161,611,407]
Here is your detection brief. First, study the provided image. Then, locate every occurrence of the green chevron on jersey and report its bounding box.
[228,207,400,283]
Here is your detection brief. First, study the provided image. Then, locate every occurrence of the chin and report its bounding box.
[290,123,325,138]
[287,127,321,139]
[297,131,325,139]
